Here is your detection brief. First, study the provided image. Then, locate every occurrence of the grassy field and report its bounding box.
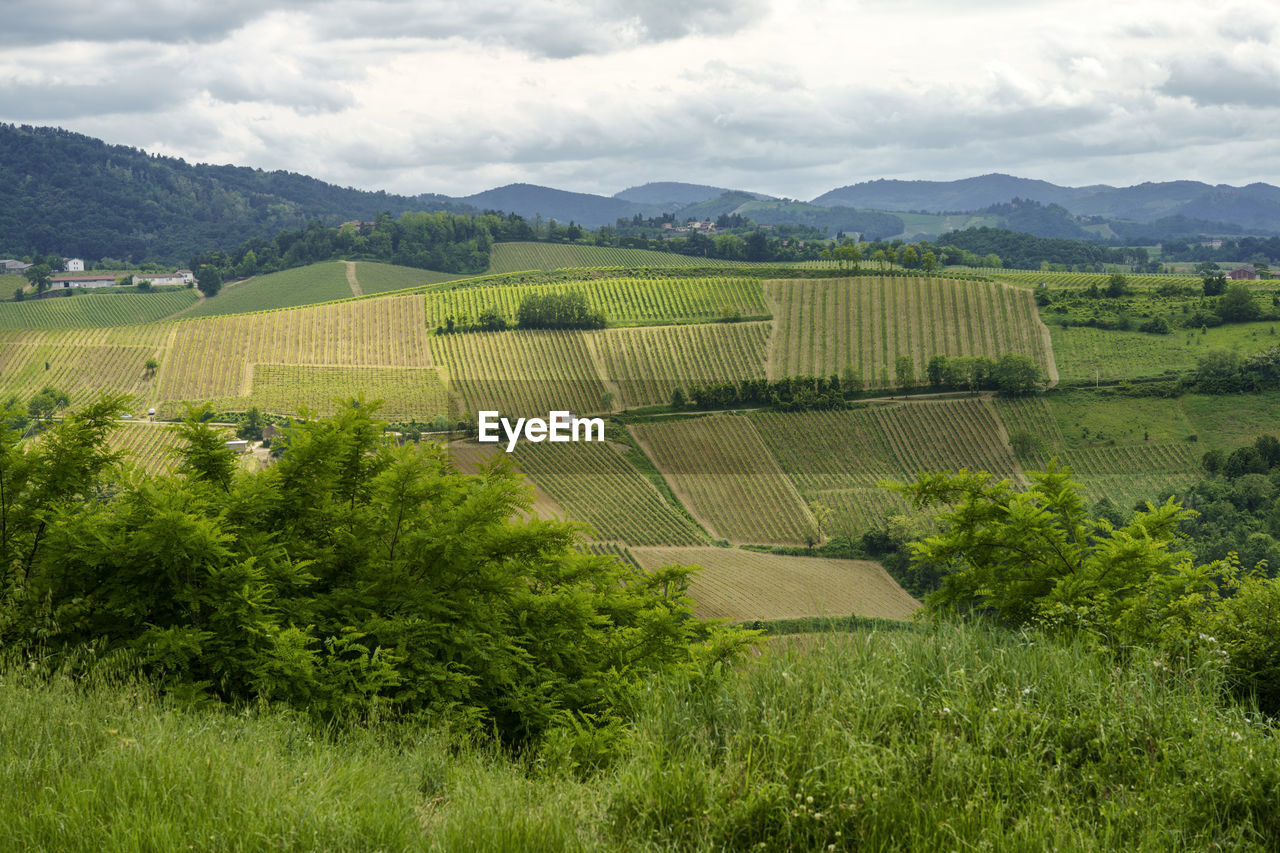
[631,414,815,545]
[512,439,707,545]
[0,290,197,328]
[629,546,920,621]
[488,242,767,272]
[1051,322,1280,382]
[180,263,355,317]
[765,277,1052,386]
[6,624,1278,850]
[0,325,170,404]
[423,276,770,328]
[351,262,464,295]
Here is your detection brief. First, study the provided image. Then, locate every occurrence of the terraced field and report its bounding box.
[488,242,766,272]
[423,276,770,328]
[631,414,815,545]
[629,547,920,621]
[0,291,198,328]
[596,322,769,408]
[765,277,1051,387]
[512,440,706,545]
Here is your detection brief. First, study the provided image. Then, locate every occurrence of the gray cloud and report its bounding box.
[1162,55,1280,107]
[1,0,306,45]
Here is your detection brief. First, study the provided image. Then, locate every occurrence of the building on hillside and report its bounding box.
[49,274,120,289]
[137,270,195,286]
[64,258,85,271]
[0,259,32,275]
[1229,265,1259,281]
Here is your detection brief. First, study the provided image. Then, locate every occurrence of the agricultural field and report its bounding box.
[108,422,188,475]
[596,321,769,408]
[629,546,920,621]
[0,325,170,404]
[511,440,706,546]
[423,276,770,328]
[631,414,815,545]
[1180,390,1280,452]
[0,290,198,328]
[765,277,1052,386]
[443,439,566,521]
[1050,322,1280,383]
[181,263,356,317]
[431,329,607,417]
[750,401,1019,537]
[158,295,433,412]
[351,262,464,295]
[488,242,764,273]
[993,270,1204,290]
[235,364,450,420]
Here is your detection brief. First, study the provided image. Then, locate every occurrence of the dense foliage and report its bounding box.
[0,398,746,741]
[0,124,471,265]
[898,465,1280,712]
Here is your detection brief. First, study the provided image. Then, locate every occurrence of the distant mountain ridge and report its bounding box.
[4,124,1280,265]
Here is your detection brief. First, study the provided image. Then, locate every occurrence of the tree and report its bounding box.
[992,354,1040,396]
[921,251,938,273]
[926,354,949,388]
[237,406,265,441]
[196,265,223,297]
[894,355,915,389]
[1218,282,1260,322]
[24,264,52,295]
[1105,273,1128,298]
[144,357,159,377]
[27,386,70,424]
[898,246,920,269]
[1203,272,1227,297]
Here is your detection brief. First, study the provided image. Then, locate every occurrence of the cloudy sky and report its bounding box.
[2,0,1278,199]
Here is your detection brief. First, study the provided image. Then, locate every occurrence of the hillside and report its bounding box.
[0,124,472,264]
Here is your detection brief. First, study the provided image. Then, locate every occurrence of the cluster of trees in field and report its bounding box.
[939,227,1160,271]
[1159,236,1280,266]
[1040,275,1277,334]
[1193,345,1280,393]
[670,354,1041,411]
[0,398,746,740]
[434,290,606,334]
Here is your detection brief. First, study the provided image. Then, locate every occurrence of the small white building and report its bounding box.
[64,258,85,272]
[138,270,195,287]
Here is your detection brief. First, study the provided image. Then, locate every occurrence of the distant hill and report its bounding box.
[812,174,1090,213]
[811,173,1280,234]
[0,123,474,265]
[462,183,662,227]
[614,182,773,206]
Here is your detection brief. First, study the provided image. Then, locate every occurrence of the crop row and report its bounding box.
[873,399,1022,481]
[765,277,1050,386]
[229,364,451,421]
[749,409,904,493]
[424,276,770,328]
[512,441,705,546]
[487,242,761,273]
[0,290,198,329]
[1060,442,1199,478]
[631,414,815,545]
[598,322,769,407]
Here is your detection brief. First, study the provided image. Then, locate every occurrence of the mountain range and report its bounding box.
[3,122,1280,264]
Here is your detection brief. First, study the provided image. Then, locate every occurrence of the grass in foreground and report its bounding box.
[4,624,1277,851]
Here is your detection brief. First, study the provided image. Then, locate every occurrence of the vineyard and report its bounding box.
[511,440,706,545]
[992,396,1067,467]
[631,414,815,545]
[872,398,1023,482]
[431,329,607,417]
[596,322,769,408]
[159,295,433,409]
[423,276,770,328]
[0,291,198,328]
[487,242,765,273]
[992,270,1205,290]
[0,325,170,404]
[443,439,567,521]
[765,277,1052,386]
[628,547,920,621]
[182,263,356,317]
[352,262,464,295]
[107,421,236,475]
[235,364,451,420]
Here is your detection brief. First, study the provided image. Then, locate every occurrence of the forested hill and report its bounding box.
[0,124,475,265]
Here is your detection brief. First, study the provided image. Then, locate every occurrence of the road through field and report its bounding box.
[343,261,363,297]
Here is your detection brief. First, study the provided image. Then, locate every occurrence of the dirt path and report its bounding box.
[342,261,363,297]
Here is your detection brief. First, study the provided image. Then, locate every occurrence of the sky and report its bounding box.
[2,0,1279,200]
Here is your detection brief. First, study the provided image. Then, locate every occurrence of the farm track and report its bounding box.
[342,261,363,297]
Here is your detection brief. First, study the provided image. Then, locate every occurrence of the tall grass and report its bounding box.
[3,624,1279,851]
